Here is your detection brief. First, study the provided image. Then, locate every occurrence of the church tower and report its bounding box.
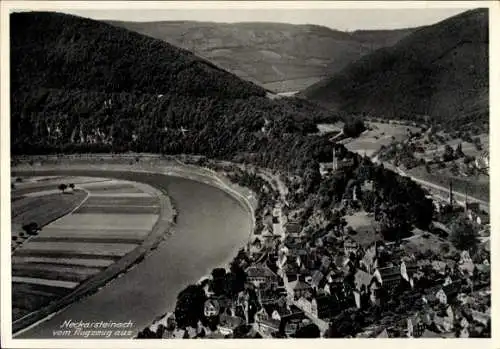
[332,146,338,171]
[449,180,454,205]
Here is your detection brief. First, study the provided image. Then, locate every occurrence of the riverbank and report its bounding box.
[10,155,258,337]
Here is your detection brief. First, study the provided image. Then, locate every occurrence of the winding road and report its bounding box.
[370,156,489,213]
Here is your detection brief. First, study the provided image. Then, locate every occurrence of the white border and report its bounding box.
[1,1,499,348]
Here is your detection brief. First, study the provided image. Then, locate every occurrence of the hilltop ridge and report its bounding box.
[302,8,489,132]
[108,20,415,92]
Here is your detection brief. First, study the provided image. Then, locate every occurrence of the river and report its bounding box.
[12,170,252,338]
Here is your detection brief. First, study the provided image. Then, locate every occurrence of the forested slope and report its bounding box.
[11,12,338,172]
[303,8,489,133]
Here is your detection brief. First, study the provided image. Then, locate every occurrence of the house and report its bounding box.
[354,269,374,292]
[313,294,339,321]
[459,327,469,338]
[361,180,374,193]
[444,259,457,272]
[416,309,433,327]
[284,235,303,250]
[376,328,389,338]
[417,259,431,268]
[286,275,313,300]
[204,299,220,317]
[470,310,489,326]
[406,315,426,338]
[431,260,449,275]
[218,314,243,336]
[261,227,274,245]
[480,239,490,253]
[296,296,317,315]
[442,282,461,303]
[436,288,448,305]
[360,244,377,274]
[211,295,232,313]
[443,275,453,286]
[249,238,263,255]
[457,293,469,305]
[202,280,215,298]
[258,284,285,305]
[475,151,489,173]
[282,261,301,280]
[319,255,331,273]
[186,326,198,338]
[344,237,359,256]
[466,202,480,213]
[459,316,470,329]
[421,329,455,338]
[401,261,418,285]
[285,222,302,237]
[433,315,454,333]
[246,263,279,286]
[373,265,401,289]
[282,318,306,337]
[254,307,283,337]
[310,270,325,290]
[319,163,335,177]
[458,250,475,276]
[334,255,349,270]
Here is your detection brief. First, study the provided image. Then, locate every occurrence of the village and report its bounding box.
[140,143,491,339]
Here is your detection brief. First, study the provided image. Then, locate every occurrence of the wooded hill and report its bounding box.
[11,11,338,173]
[302,9,489,133]
[108,20,414,92]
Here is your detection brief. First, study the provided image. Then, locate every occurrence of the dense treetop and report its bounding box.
[11,11,264,98]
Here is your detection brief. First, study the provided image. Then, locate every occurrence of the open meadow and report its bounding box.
[344,122,420,157]
[408,165,489,202]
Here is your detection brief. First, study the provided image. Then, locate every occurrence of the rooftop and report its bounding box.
[219,314,243,329]
[289,278,312,292]
[246,264,278,279]
[285,222,302,235]
[354,269,373,290]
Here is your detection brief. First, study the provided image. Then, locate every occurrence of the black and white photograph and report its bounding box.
[0,0,496,345]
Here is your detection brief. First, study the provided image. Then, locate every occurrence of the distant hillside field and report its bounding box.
[107,20,415,92]
[302,9,489,133]
[11,12,339,173]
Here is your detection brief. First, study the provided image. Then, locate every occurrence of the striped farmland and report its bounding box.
[11,176,162,321]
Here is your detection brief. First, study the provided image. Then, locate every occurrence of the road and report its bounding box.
[395,165,488,213]
[367,155,489,213]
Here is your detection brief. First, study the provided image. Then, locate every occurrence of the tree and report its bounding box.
[229,259,247,296]
[443,144,455,162]
[343,118,366,138]
[211,268,227,296]
[69,183,75,190]
[22,222,40,236]
[295,323,321,338]
[450,217,479,252]
[425,162,431,173]
[450,162,459,176]
[174,284,207,329]
[455,143,464,158]
[233,324,252,338]
[58,183,68,193]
